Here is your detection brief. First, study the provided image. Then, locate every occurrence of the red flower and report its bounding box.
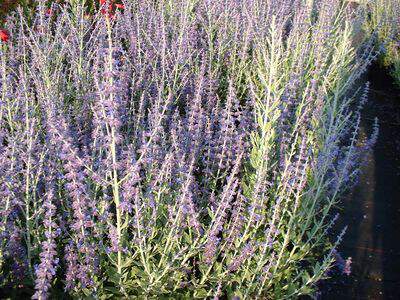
[0,29,9,43]
[98,0,124,19]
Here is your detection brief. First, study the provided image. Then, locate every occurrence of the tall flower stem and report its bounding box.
[105,16,123,277]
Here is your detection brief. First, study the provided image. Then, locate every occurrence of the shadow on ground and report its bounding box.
[322,64,400,299]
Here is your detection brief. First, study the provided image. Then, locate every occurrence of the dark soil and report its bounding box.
[322,64,400,299]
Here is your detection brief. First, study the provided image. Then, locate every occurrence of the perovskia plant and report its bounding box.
[0,0,379,299]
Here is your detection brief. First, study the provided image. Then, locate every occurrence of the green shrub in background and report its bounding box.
[0,0,38,24]
[364,0,400,86]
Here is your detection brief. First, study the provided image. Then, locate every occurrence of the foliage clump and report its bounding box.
[363,0,400,85]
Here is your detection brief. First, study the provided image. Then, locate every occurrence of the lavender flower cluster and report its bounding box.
[0,0,378,298]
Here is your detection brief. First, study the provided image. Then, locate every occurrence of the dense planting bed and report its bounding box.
[0,0,397,299]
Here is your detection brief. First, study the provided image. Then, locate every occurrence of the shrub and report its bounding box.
[364,0,400,85]
[0,0,377,298]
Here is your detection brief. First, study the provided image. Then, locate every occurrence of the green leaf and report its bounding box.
[193,288,208,298]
